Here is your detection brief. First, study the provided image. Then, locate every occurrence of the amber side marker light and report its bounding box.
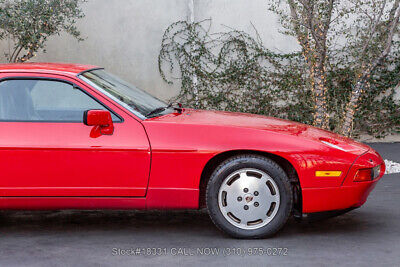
[315,171,342,177]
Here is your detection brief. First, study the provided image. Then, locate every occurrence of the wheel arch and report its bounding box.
[199,150,302,216]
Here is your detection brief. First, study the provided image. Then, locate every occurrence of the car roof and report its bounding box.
[0,62,100,77]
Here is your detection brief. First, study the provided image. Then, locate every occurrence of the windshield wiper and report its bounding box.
[146,102,183,117]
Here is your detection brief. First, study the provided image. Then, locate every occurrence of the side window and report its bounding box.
[0,79,120,122]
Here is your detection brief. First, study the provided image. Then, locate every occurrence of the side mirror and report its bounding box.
[83,110,114,137]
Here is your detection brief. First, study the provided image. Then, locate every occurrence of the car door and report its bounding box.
[0,73,150,197]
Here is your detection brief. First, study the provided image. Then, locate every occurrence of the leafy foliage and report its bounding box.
[0,0,85,62]
[269,0,400,136]
[159,20,313,122]
[158,20,400,137]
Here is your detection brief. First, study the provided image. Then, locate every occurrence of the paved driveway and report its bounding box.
[0,143,399,266]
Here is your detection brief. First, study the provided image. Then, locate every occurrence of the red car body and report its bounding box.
[0,63,385,215]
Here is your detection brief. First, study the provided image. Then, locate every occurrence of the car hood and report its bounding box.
[147,109,370,155]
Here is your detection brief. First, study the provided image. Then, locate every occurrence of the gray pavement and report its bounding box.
[0,143,399,266]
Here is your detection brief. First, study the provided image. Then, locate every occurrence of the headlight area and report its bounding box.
[302,149,385,213]
[353,164,382,182]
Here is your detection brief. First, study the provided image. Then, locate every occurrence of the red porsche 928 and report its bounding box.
[0,63,385,238]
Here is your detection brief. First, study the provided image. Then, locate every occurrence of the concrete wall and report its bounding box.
[0,0,298,100]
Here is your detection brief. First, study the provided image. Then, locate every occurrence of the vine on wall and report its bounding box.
[158,20,400,137]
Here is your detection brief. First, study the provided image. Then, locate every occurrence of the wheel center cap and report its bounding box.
[245,195,254,203]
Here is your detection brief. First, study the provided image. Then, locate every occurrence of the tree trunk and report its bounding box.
[16,48,35,63]
[312,65,330,130]
[341,81,364,136]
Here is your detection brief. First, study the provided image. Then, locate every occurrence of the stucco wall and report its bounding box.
[0,0,298,100]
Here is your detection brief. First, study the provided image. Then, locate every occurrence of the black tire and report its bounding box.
[206,154,293,239]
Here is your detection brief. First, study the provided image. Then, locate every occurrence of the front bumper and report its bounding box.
[302,148,385,213]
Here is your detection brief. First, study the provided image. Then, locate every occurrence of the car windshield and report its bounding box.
[79,69,170,119]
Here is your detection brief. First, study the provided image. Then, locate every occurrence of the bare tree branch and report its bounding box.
[12,46,23,63]
[359,0,386,59]
[366,0,400,75]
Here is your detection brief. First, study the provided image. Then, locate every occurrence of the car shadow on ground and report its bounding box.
[0,208,377,239]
